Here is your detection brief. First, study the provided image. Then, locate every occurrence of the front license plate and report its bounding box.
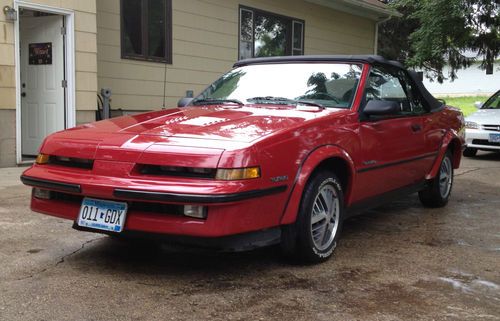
[489,133,500,143]
[77,198,128,233]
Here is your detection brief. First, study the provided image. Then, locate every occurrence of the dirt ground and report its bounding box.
[0,153,499,321]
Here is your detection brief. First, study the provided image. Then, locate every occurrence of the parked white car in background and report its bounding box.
[464,90,500,157]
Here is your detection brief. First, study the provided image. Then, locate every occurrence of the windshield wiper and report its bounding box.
[247,96,324,109]
[191,98,244,106]
[295,100,325,109]
[246,96,293,104]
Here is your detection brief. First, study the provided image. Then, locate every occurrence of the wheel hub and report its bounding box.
[311,184,340,251]
[439,157,452,198]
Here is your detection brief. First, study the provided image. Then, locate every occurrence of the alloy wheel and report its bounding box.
[439,156,453,198]
[310,184,340,251]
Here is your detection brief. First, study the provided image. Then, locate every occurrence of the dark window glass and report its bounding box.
[366,67,428,116]
[122,0,143,56]
[121,0,172,63]
[397,70,427,114]
[148,0,165,58]
[293,21,303,56]
[240,10,253,42]
[239,7,304,59]
[239,9,253,60]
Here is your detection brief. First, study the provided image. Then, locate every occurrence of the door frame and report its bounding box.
[14,0,76,164]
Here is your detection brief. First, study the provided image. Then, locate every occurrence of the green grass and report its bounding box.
[437,95,489,116]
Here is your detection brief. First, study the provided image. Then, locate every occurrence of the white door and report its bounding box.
[20,15,65,156]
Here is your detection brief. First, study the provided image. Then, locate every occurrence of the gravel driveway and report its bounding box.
[1,154,499,321]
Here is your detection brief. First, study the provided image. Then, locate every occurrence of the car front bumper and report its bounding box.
[21,163,290,240]
[465,128,500,150]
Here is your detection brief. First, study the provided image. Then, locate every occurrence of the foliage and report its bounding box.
[254,16,287,57]
[437,95,489,115]
[379,0,500,83]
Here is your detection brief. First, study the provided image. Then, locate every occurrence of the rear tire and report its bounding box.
[463,147,477,157]
[419,151,454,208]
[281,171,344,263]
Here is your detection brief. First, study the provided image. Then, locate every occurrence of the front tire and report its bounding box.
[281,171,344,263]
[419,151,454,208]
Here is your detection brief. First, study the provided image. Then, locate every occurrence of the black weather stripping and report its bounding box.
[113,185,288,204]
[20,175,82,193]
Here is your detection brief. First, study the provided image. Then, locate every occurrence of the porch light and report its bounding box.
[215,167,261,180]
[3,6,17,21]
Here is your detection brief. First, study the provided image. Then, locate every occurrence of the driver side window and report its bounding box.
[366,66,426,116]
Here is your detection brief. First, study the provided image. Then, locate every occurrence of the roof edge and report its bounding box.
[305,0,401,20]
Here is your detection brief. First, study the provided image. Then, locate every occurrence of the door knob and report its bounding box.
[21,92,26,97]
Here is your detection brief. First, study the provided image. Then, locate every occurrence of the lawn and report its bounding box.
[437,95,490,116]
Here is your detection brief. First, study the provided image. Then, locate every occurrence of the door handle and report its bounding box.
[411,124,422,132]
[21,92,26,98]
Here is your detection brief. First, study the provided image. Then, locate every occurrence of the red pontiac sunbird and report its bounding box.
[21,55,465,263]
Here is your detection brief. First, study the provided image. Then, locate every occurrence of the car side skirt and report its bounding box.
[346,180,427,217]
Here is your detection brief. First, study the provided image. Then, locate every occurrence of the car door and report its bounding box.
[353,65,430,202]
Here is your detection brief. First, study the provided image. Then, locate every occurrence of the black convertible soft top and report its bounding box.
[234,55,443,111]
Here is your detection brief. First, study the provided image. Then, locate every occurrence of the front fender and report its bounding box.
[280,145,355,225]
[426,129,464,180]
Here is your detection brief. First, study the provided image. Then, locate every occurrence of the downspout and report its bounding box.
[374,16,392,55]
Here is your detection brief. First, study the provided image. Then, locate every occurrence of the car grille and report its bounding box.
[137,164,216,179]
[482,125,500,132]
[471,139,500,147]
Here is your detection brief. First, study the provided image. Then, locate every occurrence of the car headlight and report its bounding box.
[465,121,479,129]
[215,167,261,180]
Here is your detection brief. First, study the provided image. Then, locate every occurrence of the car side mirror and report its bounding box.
[474,101,483,109]
[363,100,400,117]
[178,97,193,107]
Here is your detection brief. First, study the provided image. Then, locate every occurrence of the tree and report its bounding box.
[379,0,500,82]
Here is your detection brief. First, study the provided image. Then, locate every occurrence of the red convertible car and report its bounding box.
[21,55,465,262]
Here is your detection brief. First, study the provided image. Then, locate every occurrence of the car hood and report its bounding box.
[41,105,337,165]
[466,109,500,124]
[62,105,332,143]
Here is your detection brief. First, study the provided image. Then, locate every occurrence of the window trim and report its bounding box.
[238,5,305,60]
[120,0,173,64]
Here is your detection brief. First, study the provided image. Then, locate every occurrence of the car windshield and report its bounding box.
[191,63,363,109]
[482,91,500,109]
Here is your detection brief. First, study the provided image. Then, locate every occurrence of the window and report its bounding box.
[483,91,500,109]
[239,6,304,60]
[365,66,427,116]
[192,63,362,109]
[121,0,172,63]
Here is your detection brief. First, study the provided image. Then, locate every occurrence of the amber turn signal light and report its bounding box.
[215,167,261,180]
[35,154,50,165]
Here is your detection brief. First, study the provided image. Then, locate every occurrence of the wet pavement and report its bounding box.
[0,154,499,321]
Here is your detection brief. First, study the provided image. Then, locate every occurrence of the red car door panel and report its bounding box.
[353,116,427,202]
